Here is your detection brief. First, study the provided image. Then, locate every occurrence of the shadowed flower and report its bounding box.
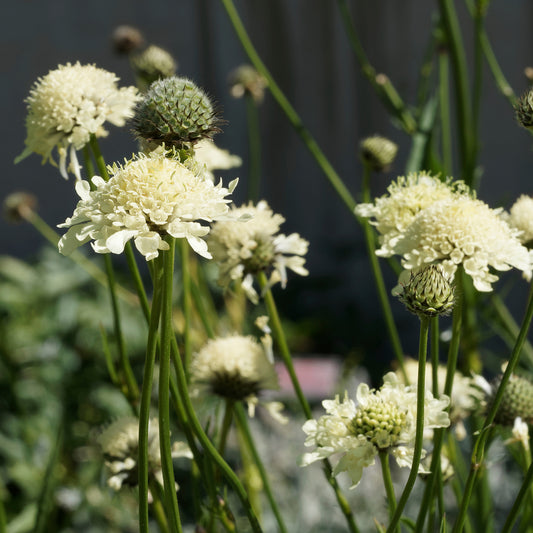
[300,372,450,489]
[16,62,140,179]
[97,417,191,491]
[58,148,238,261]
[507,194,533,246]
[207,200,309,303]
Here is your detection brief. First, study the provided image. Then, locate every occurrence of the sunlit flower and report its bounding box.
[508,194,533,245]
[193,139,242,182]
[16,62,140,179]
[300,372,450,488]
[354,173,470,257]
[190,334,286,422]
[395,196,533,291]
[504,417,530,453]
[97,417,192,491]
[58,148,237,261]
[207,200,309,303]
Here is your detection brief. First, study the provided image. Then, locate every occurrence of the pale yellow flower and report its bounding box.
[17,62,140,179]
[508,194,533,244]
[58,148,237,261]
[300,372,450,488]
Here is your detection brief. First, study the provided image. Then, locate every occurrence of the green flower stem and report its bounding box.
[89,135,110,180]
[234,403,289,533]
[379,450,397,527]
[169,328,264,533]
[386,316,429,533]
[430,316,440,396]
[159,238,183,533]
[149,479,170,533]
[438,48,453,174]
[0,499,5,533]
[190,279,216,339]
[125,243,151,322]
[336,0,417,134]
[256,272,359,533]
[178,239,193,376]
[218,400,235,456]
[502,459,533,533]
[99,325,120,388]
[139,254,164,533]
[438,0,476,186]
[245,92,262,203]
[361,163,407,382]
[453,281,533,533]
[220,0,357,215]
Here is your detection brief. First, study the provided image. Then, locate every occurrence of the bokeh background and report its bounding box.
[4,0,533,365]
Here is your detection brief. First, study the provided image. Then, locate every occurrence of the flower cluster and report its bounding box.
[16,62,139,179]
[300,372,450,488]
[207,200,309,303]
[356,173,533,291]
[58,148,237,261]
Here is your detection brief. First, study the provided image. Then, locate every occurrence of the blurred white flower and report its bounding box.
[58,148,237,261]
[300,372,450,488]
[193,139,242,182]
[16,62,140,179]
[208,200,309,303]
[508,194,533,245]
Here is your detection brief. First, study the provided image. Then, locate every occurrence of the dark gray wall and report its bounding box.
[4,0,533,358]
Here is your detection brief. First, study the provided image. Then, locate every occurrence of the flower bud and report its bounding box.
[393,265,455,318]
[131,45,177,91]
[491,374,533,426]
[228,65,267,103]
[515,90,533,130]
[132,76,221,148]
[359,136,398,171]
[3,192,37,223]
[111,25,144,54]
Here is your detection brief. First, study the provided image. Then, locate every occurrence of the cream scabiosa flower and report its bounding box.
[58,149,238,261]
[508,194,533,245]
[190,334,286,421]
[300,372,450,489]
[395,196,533,291]
[207,200,309,303]
[355,173,471,257]
[16,62,140,179]
[193,139,242,182]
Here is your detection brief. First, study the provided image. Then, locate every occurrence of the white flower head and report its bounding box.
[193,139,242,182]
[16,62,140,179]
[207,200,309,303]
[300,372,450,489]
[355,173,471,257]
[58,148,238,261]
[395,196,533,291]
[508,194,533,245]
[97,417,192,491]
[190,335,285,421]
[505,417,530,453]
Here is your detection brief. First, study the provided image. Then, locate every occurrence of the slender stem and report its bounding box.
[502,459,533,533]
[179,240,193,377]
[220,0,357,215]
[361,163,406,381]
[379,450,397,527]
[234,403,289,533]
[159,238,182,533]
[0,499,5,533]
[256,272,359,533]
[438,47,453,174]
[245,93,262,202]
[89,135,110,180]
[99,324,120,387]
[387,316,430,533]
[125,243,151,322]
[149,479,171,533]
[139,254,164,533]
[218,400,235,456]
[453,282,533,532]
[190,279,216,339]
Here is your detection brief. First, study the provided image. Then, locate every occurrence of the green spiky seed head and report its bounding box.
[131,45,177,90]
[132,76,221,148]
[394,265,455,318]
[491,374,533,426]
[359,136,398,171]
[515,90,533,130]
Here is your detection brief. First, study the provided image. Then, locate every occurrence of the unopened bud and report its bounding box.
[112,25,144,55]
[359,136,398,172]
[228,64,267,103]
[131,45,177,91]
[515,90,533,130]
[491,374,533,426]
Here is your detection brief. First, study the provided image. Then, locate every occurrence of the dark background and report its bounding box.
[4,0,533,364]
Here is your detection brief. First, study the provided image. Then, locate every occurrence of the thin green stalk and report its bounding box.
[453,282,533,532]
[125,243,151,322]
[234,403,289,533]
[220,0,357,215]
[139,254,164,533]
[159,238,182,533]
[361,163,406,381]
[256,272,359,533]
[379,450,397,528]
[386,316,430,533]
[245,93,262,202]
[502,459,533,533]
[179,239,193,376]
[438,48,453,174]
[89,135,110,180]
[336,0,417,134]
[149,479,171,533]
[438,0,475,185]
[99,324,120,387]
[190,279,216,339]
[0,499,5,533]
[218,400,235,456]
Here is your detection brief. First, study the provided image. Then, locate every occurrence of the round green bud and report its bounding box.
[491,374,533,426]
[132,76,221,148]
[393,265,455,318]
[359,136,398,172]
[131,45,177,91]
[515,90,533,130]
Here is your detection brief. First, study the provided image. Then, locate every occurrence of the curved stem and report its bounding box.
[218,400,235,456]
[379,450,397,527]
[386,316,430,533]
[502,459,533,533]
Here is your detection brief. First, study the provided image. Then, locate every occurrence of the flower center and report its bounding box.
[350,401,407,449]
[243,236,276,274]
[210,371,260,401]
